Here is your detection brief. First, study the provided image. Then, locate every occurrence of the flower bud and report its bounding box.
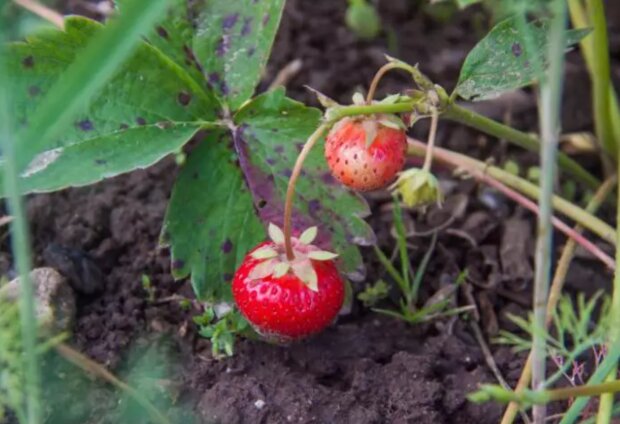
[389,168,443,208]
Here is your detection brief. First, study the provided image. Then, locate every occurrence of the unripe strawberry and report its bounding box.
[325,117,407,191]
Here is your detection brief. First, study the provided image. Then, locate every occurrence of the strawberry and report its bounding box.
[325,116,407,191]
[232,224,344,342]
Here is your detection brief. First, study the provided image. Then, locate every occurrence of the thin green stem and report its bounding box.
[329,101,416,120]
[373,245,408,295]
[569,0,620,158]
[596,77,620,424]
[587,0,616,158]
[532,4,566,422]
[442,103,600,189]
[391,200,411,306]
[0,28,41,424]
[411,232,437,305]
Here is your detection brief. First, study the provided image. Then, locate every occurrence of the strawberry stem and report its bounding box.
[422,109,438,172]
[366,62,400,104]
[283,124,330,260]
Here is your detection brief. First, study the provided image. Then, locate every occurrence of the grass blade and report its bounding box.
[0,13,41,424]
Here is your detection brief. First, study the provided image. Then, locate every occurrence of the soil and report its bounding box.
[4,0,620,423]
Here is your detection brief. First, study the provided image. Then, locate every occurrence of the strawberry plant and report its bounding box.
[5,0,620,422]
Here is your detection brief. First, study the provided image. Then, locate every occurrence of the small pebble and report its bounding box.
[254,399,266,410]
[0,267,76,334]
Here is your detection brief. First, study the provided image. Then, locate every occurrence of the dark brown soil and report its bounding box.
[4,0,619,423]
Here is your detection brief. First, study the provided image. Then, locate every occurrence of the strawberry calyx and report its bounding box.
[331,114,406,150]
[248,223,338,292]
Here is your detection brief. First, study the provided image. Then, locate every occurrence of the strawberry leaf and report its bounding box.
[2,17,219,194]
[455,16,591,101]
[121,0,286,110]
[161,131,265,300]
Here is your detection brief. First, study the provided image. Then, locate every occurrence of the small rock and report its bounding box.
[254,399,266,410]
[0,267,76,334]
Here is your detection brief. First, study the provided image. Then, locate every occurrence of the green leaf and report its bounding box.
[193,0,284,109]
[129,0,286,110]
[17,124,202,193]
[455,16,591,101]
[4,17,220,194]
[163,89,375,300]
[15,0,178,171]
[161,130,265,300]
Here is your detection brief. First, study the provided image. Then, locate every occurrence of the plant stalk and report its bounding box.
[596,63,620,424]
[587,0,615,158]
[283,124,329,260]
[531,3,567,422]
[499,175,617,424]
[0,30,41,424]
[441,103,599,189]
[422,110,438,172]
[365,62,400,104]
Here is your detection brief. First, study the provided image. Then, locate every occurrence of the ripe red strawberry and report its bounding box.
[325,116,407,191]
[232,224,344,342]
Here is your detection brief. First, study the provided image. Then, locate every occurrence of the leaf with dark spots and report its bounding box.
[22,55,34,68]
[156,26,169,39]
[177,91,192,106]
[193,0,284,108]
[28,86,40,97]
[12,124,202,194]
[233,88,374,280]
[221,239,233,253]
[241,17,253,36]
[5,17,221,194]
[172,259,185,270]
[162,130,264,300]
[455,16,591,101]
[119,0,284,110]
[222,13,239,30]
[76,119,94,131]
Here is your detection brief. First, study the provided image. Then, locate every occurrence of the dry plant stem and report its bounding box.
[13,0,64,29]
[422,110,438,172]
[499,176,617,424]
[480,171,613,270]
[267,59,303,91]
[55,343,170,424]
[407,139,616,268]
[283,124,329,260]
